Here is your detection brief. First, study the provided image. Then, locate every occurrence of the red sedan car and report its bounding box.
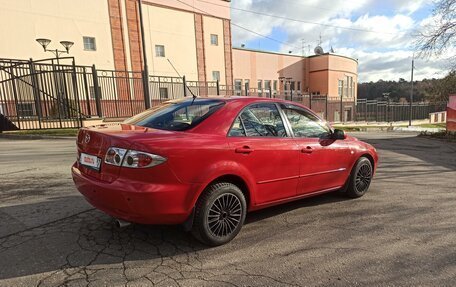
[72,97,377,246]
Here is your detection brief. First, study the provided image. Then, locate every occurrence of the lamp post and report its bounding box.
[36,38,74,119]
[383,92,390,123]
[286,77,293,102]
[35,38,74,64]
[409,55,415,127]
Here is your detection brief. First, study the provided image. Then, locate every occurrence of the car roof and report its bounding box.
[165,96,291,104]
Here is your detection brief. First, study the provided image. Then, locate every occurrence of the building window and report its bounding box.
[83,37,96,51]
[257,80,262,90]
[273,80,277,91]
[210,34,218,46]
[234,79,242,96]
[155,45,165,57]
[212,71,220,81]
[89,86,102,99]
[338,80,344,97]
[264,80,271,91]
[297,81,301,91]
[346,76,350,98]
[159,87,168,99]
[17,103,34,117]
[290,81,295,91]
[350,77,355,97]
[244,79,250,90]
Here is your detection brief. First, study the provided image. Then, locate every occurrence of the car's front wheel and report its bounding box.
[345,157,373,198]
[192,182,246,246]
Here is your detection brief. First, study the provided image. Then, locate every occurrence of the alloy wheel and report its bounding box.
[207,193,242,238]
[355,163,372,192]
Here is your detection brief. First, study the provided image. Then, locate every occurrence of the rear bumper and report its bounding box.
[72,164,194,225]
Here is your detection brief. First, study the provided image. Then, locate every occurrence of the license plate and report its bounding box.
[80,153,101,170]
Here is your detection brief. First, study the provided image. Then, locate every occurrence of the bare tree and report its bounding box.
[416,0,456,65]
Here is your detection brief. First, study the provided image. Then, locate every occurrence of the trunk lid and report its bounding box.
[76,123,177,182]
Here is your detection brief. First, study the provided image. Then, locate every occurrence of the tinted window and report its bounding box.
[281,104,331,138]
[124,99,224,131]
[228,103,287,137]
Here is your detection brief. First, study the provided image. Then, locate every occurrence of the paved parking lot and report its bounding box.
[0,132,455,286]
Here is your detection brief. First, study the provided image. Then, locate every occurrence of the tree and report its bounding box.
[416,0,456,68]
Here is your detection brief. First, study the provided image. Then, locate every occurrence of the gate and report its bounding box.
[0,58,84,131]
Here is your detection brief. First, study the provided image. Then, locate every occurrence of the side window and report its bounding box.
[281,104,330,138]
[228,103,287,137]
[228,117,246,136]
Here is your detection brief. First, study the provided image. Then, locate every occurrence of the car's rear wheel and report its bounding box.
[346,157,373,198]
[192,182,246,246]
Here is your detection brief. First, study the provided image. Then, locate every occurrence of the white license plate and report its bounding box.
[80,153,101,170]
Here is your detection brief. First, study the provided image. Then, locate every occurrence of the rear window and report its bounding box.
[124,99,225,131]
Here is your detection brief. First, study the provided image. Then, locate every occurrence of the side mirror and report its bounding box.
[332,129,346,140]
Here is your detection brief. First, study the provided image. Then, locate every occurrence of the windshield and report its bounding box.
[124,99,225,131]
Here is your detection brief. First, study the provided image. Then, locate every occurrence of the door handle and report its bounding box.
[235,146,254,154]
[301,146,313,154]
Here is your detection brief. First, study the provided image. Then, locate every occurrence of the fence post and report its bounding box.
[216,80,220,96]
[142,70,151,109]
[309,94,312,109]
[245,83,248,96]
[91,64,102,118]
[269,86,272,98]
[71,60,83,127]
[82,68,92,116]
[325,94,328,121]
[9,66,21,129]
[340,95,344,123]
[28,59,43,128]
[183,76,187,97]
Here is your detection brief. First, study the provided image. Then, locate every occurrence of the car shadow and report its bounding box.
[0,190,348,281]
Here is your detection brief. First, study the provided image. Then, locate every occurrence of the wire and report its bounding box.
[173,0,301,50]
[196,0,403,35]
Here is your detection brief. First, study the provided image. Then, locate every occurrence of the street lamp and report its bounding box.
[35,38,74,64]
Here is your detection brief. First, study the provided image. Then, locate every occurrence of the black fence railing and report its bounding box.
[0,58,448,131]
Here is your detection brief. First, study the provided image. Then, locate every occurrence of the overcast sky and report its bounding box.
[229,0,455,83]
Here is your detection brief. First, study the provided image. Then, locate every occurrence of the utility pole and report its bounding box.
[138,0,151,109]
[409,55,414,127]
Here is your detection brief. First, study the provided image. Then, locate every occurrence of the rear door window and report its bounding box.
[228,103,287,137]
[124,99,225,131]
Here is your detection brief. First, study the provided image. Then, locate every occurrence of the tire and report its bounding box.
[192,182,246,246]
[345,157,373,198]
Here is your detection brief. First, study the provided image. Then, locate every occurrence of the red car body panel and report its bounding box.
[72,97,378,225]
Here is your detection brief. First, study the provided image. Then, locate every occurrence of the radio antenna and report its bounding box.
[167,58,197,100]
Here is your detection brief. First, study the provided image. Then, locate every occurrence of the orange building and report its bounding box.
[232,47,358,100]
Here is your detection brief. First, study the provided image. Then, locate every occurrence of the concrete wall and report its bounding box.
[308,54,358,99]
[203,16,227,84]
[0,0,115,68]
[232,48,304,91]
[141,4,199,79]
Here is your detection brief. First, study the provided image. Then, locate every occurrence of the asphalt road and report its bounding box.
[0,132,455,286]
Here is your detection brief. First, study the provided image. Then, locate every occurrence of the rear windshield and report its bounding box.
[124,99,225,131]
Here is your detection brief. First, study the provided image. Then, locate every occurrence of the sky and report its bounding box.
[228,0,455,83]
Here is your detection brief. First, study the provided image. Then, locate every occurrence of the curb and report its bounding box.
[0,134,76,140]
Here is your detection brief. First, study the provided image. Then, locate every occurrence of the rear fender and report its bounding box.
[186,161,257,210]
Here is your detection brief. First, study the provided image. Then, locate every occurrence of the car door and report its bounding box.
[227,102,300,204]
[280,103,352,194]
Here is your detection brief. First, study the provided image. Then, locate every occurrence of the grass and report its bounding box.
[417,123,446,129]
[2,128,79,137]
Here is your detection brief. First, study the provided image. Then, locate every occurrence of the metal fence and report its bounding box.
[0,57,449,131]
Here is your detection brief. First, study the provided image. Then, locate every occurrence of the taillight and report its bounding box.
[122,150,166,168]
[104,147,166,168]
[104,147,127,166]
